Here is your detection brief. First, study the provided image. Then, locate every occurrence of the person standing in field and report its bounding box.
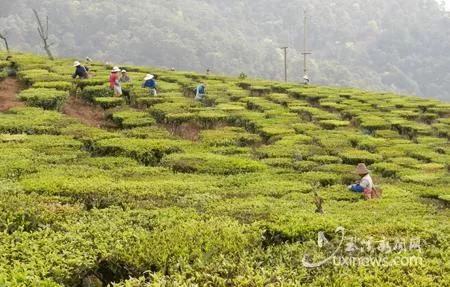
[195,83,207,100]
[303,74,310,85]
[109,66,122,97]
[120,69,131,82]
[143,74,157,96]
[72,61,89,79]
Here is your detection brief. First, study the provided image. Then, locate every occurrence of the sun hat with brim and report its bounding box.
[355,163,370,175]
[112,66,121,72]
[121,69,127,73]
[144,74,154,81]
[73,61,81,67]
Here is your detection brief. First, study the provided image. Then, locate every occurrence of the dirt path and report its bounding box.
[62,96,116,129]
[0,77,24,112]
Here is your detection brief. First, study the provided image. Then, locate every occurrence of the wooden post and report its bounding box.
[301,9,312,79]
[280,47,288,82]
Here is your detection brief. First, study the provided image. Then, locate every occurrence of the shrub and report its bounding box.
[199,127,260,147]
[299,171,341,186]
[111,111,155,128]
[197,110,228,127]
[81,85,112,102]
[162,153,266,174]
[319,119,350,130]
[339,149,383,165]
[32,81,73,91]
[122,126,172,139]
[93,97,124,109]
[135,97,165,108]
[17,88,68,110]
[165,112,197,125]
[371,162,401,177]
[308,155,343,164]
[93,137,187,165]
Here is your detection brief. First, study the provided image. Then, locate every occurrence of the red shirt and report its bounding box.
[109,73,118,88]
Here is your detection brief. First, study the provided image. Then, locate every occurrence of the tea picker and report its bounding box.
[195,83,207,101]
[72,61,89,79]
[109,66,123,97]
[143,74,157,96]
[348,163,382,200]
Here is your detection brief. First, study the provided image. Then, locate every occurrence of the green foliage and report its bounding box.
[340,149,383,165]
[111,110,155,128]
[17,88,68,110]
[81,85,112,102]
[94,137,187,165]
[1,51,449,286]
[162,153,266,174]
[32,81,73,91]
[93,97,125,109]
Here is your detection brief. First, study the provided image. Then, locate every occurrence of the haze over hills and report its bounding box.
[1,0,450,101]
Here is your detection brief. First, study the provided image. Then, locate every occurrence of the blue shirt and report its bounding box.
[144,79,156,88]
[196,85,205,94]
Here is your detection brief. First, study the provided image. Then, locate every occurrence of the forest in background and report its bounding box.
[1,0,450,101]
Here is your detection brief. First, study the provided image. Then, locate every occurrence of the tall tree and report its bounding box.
[0,31,9,53]
[32,9,54,60]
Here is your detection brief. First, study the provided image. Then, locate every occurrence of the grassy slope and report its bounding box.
[0,51,449,286]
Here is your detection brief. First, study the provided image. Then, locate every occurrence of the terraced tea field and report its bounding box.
[0,52,448,286]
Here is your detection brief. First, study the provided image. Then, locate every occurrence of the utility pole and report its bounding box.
[301,9,312,79]
[280,47,288,82]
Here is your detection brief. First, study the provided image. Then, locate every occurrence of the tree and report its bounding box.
[32,9,54,60]
[0,31,9,53]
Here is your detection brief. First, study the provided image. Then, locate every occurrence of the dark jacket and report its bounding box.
[143,79,156,89]
[72,66,89,79]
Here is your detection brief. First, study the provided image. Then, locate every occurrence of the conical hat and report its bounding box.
[355,163,370,174]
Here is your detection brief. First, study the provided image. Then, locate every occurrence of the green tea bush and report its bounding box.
[32,81,73,91]
[162,153,266,174]
[135,97,165,108]
[17,88,68,110]
[81,85,112,102]
[197,110,228,127]
[93,97,125,109]
[17,69,67,85]
[199,127,261,147]
[339,149,383,164]
[371,162,401,177]
[111,110,155,128]
[0,107,74,134]
[318,119,350,130]
[94,138,187,165]
[122,126,172,139]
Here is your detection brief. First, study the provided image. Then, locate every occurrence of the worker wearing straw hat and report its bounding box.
[143,74,157,96]
[109,66,123,97]
[348,163,380,200]
[72,61,89,79]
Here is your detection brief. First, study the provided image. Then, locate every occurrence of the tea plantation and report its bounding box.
[0,52,448,286]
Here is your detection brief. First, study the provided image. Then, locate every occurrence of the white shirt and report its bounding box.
[360,174,374,190]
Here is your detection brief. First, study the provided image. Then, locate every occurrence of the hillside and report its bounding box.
[1,0,450,101]
[0,52,449,286]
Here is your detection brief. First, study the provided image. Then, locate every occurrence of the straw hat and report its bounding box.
[73,61,81,67]
[355,163,370,175]
[144,74,154,80]
[112,66,121,72]
[121,69,127,73]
